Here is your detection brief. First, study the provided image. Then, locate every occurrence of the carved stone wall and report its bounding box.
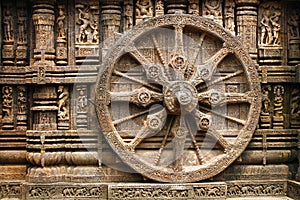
[0,0,299,199]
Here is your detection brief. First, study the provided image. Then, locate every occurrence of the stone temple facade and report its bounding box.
[0,0,300,199]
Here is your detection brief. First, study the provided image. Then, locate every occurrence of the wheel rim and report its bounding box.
[96,15,261,182]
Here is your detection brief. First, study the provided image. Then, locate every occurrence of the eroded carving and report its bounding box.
[273,85,284,129]
[136,0,153,24]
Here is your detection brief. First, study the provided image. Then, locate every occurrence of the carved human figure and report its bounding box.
[57,7,66,40]
[260,9,272,45]
[204,0,221,18]
[17,88,26,114]
[77,89,87,112]
[225,0,235,33]
[136,0,153,21]
[77,6,91,43]
[57,86,69,120]
[270,11,281,45]
[3,9,13,41]
[90,18,99,43]
[291,89,300,118]
[2,86,13,119]
[124,4,133,31]
[189,3,199,15]
[273,85,284,118]
[18,9,26,43]
[261,86,271,116]
[155,0,164,16]
[288,9,299,38]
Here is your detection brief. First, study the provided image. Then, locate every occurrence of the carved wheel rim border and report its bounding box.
[96,15,261,182]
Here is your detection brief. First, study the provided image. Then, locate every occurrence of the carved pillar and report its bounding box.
[258,2,283,65]
[236,0,259,60]
[1,2,15,65]
[101,1,121,52]
[75,0,99,64]
[287,6,300,65]
[202,0,223,25]
[55,1,68,65]
[166,0,187,14]
[32,0,56,66]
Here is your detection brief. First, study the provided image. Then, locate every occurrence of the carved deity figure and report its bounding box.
[124,4,133,31]
[56,6,66,41]
[57,86,69,120]
[17,9,26,43]
[291,89,300,118]
[3,9,13,41]
[2,86,13,119]
[225,0,235,33]
[17,87,26,115]
[77,88,87,112]
[136,0,153,23]
[261,86,271,116]
[76,6,91,43]
[273,85,284,118]
[288,9,300,38]
[204,0,222,18]
[155,0,164,16]
[189,3,199,15]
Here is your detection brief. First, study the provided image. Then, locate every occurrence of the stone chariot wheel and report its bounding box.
[96,15,261,182]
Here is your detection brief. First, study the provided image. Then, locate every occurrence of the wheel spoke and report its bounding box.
[173,24,185,55]
[206,128,232,152]
[125,108,167,151]
[127,45,169,86]
[110,87,164,107]
[191,44,234,82]
[154,116,174,165]
[112,106,160,125]
[192,33,206,66]
[198,70,244,90]
[186,119,203,164]
[198,89,252,106]
[172,116,188,172]
[113,70,161,92]
[200,105,246,126]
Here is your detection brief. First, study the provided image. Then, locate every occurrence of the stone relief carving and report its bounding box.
[2,86,13,120]
[57,86,69,120]
[259,2,281,46]
[3,9,13,42]
[155,0,164,16]
[273,85,284,129]
[57,6,66,42]
[136,0,153,24]
[96,15,261,182]
[260,85,272,129]
[124,3,133,31]
[288,9,300,38]
[203,0,223,25]
[76,4,99,44]
[290,88,300,128]
[188,1,199,16]
[225,0,235,34]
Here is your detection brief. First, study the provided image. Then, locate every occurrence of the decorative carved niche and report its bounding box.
[258,2,283,65]
[290,86,300,128]
[202,0,223,25]
[287,6,300,65]
[2,1,15,65]
[55,2,68,65]
[75,0,100,65]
